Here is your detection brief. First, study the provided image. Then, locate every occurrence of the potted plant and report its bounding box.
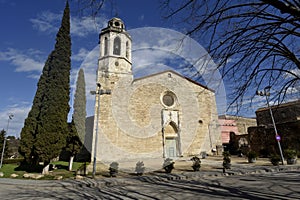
[109,162,119,177]
[285,149,297,165]
[222,151,231,169]
[270,154,280,166]
[247,151,258,163]
[135,161,145,176]
[191,156,201,171]
[163,158,175,173]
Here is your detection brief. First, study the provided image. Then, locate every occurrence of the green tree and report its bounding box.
[0,129,9,159]
[65,68,86,170]
[73,68,87,143]
[65,121,82,171]
[19,1,71,171]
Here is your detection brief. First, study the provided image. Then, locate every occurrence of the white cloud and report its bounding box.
[72,48,91,61]
[290,68,300,77]
[30,11,61,34]
[0,9,106,75]
[285,83,300,99]
[0,48,44,72]
[0,103,31,138]
[26,74,41,80]
[71,16,107,37]
[80,51,98,92]
[30,11,107,37]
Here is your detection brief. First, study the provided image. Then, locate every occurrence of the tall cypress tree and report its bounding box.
[65,68,86,170]
[19,1,71,167]
[73,68,86,143]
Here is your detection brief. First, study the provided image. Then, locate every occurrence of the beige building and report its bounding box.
[218,115,256,154]
[91,18,221,168]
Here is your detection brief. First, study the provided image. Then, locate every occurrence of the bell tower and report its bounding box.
[91,18,133,166]
[98,17,132,79]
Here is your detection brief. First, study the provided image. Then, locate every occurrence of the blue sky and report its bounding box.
[0,0,170,137]
[1,0,291,137]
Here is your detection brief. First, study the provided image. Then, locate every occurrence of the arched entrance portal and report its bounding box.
[164,122,180,158]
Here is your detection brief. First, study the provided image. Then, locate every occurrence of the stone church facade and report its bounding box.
[91,18,221,167]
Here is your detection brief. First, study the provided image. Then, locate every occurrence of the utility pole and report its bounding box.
[90,83,111,178]
[256,86,284,165]
[0,114,14,168]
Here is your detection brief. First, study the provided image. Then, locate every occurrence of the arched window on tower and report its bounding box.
[104,37,108,55]
[126,41,129,58]
[113,37,121,55]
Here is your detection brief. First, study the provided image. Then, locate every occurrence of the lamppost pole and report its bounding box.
[0,114,14,168]
[90,83,111,179]
[257,86,284,165]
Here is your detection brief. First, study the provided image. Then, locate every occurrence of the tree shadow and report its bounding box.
[14,163,44,173]
[54,164,69,171]
[3,171,300,199]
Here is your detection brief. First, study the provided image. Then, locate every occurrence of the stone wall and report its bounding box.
[248,121,300,157]
[247,100,300,157]
[256,100,300,126]
[92,71,221,165]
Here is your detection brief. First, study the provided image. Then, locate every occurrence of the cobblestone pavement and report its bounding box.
[1,169,299,199]
[0,155,299,199]
[90,155,300,187]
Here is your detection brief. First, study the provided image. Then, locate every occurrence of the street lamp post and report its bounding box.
[90,83,111,178]
[0,114,14,168]
[256,86,284,165]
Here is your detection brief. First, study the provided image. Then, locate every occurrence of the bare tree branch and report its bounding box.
[161,0,300,113]
[262,0,300,18]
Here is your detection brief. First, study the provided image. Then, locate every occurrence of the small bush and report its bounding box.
[222,151,231,169]
[135,161,145,176]
[191,156,201,171]
[285,149,297,159]
[247,151,258,159]
[270,154,280,166]
[163,158,174,173]
[109,162,119,177]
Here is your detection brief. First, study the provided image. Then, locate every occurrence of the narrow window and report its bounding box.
[126,41,129,58]
[113,37,121,55]
[104,37,108,55]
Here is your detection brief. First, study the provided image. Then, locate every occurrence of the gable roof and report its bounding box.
[256,99,300,112]
[133,70,215,92]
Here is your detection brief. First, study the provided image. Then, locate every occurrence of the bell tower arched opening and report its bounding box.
[126,41,129,59]
[113,37,121,55]
[104,37,108,55]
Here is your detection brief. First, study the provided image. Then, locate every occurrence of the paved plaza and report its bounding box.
[0,155,300,199]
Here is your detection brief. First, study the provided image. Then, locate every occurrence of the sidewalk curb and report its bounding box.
[87,165,300,188]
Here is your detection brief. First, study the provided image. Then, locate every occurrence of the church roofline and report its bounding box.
[256,99,300,113]
[218,114,256,120]
[133,70,215,92]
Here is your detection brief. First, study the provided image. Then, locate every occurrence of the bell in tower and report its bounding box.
[98,18,132,77]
